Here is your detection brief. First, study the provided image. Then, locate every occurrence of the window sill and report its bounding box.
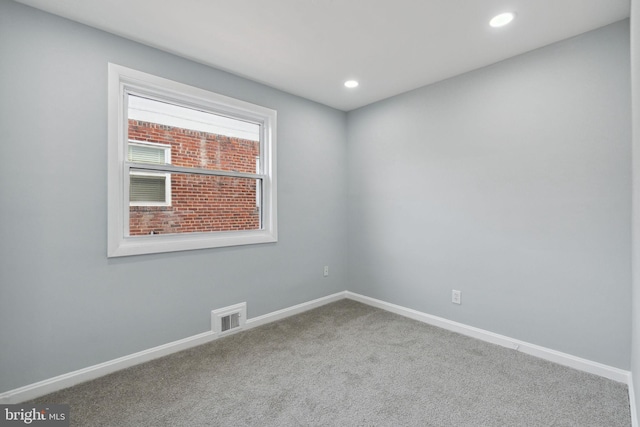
[107,229,277,257]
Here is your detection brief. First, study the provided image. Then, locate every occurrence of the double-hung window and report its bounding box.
[108,64,277,257]
[128,142,172,206]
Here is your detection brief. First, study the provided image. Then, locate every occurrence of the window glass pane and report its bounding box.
[128,95,260,173]
[129,174,261,236]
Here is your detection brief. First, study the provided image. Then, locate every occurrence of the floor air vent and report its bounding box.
[212,302,246,335]
[221,312,240,332]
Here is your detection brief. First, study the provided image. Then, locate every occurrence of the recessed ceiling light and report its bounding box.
[490,12,515,28]
[344,80,359,88]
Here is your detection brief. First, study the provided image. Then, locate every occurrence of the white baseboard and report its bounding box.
[0,330,217,404]
[345,291,631,384]
[631,374,639,427]
[0,290,632,407]
[0,291,346,404]
[245,291,346,329]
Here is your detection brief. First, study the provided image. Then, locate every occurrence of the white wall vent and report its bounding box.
[211,302,246,335]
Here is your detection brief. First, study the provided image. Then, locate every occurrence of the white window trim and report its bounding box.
[129,141,172,207]
[108,63,277,257]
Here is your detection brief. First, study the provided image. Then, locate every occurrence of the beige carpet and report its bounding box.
[30,299,631,426]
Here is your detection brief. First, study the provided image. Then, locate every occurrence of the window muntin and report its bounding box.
[108,64,277,257]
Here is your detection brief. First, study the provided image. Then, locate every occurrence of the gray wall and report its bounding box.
[631,0,640,420]
[0,0,348,393]
[347,21,631,369]
[0,0,633,395]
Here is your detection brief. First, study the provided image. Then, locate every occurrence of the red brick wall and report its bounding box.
[128,120,260,235]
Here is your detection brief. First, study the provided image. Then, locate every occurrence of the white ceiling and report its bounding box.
[15,0,630,111]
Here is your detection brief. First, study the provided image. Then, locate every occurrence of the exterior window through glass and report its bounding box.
[126,95,261,236]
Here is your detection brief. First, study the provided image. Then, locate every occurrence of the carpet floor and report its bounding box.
[30,299,630,426]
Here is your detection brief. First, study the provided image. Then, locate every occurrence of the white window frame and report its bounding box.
[108,63,277,257]
[128,141,172,207]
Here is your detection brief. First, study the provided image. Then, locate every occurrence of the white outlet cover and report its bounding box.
[452,290,461,305]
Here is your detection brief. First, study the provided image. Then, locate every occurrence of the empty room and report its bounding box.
[2,0,640,425]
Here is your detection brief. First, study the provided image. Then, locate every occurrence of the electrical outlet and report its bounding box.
[323,266,329,277]
[452,290,461,305]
